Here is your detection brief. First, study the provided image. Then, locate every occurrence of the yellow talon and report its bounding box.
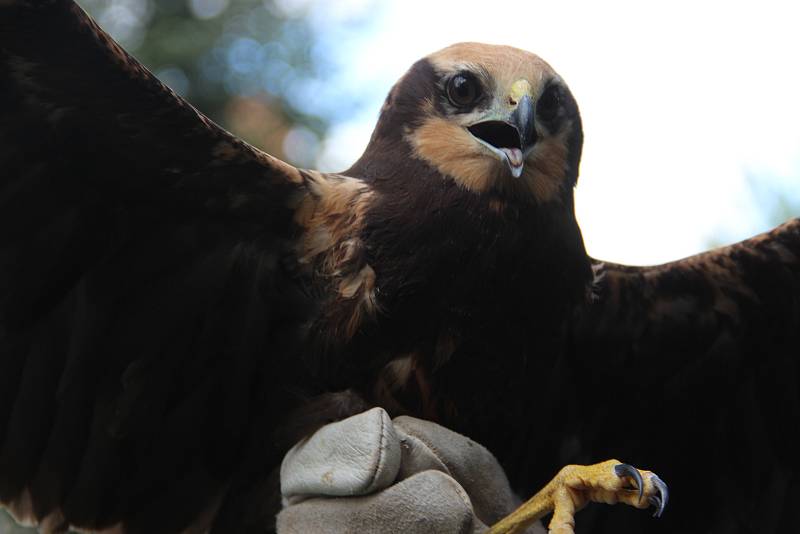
[488,459,668,534]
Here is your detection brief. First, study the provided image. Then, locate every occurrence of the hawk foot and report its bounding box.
[488,459,668,534]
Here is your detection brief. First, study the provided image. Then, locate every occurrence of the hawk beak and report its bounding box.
[467,95,537,178]
[511,95,537,154]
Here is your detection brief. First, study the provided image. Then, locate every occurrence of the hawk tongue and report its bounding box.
[501,147,524,178]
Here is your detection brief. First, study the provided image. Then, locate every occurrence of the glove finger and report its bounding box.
[281,407,401,503]
[393,416,522,526]
[277,470,485,534]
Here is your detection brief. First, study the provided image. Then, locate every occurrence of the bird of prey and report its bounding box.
[1,1,798,533]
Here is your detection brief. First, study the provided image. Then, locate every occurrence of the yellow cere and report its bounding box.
[509,79,532,104]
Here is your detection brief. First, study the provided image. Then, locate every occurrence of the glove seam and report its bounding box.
[398,424,454,478]
[364,408,388,493]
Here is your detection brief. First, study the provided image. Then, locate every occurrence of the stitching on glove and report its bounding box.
[440,471,475,512]
[397,422,454,478]
[364,408,387,493]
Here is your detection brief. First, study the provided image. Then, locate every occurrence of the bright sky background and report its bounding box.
[305,0,800,265]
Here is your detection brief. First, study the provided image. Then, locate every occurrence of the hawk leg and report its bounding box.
[488,460,668,534]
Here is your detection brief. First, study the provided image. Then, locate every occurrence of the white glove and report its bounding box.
[277,407,545,534]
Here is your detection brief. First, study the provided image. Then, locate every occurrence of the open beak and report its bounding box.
[467,95,537,178]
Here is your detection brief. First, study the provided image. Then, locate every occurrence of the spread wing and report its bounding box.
[567,219,800,533]
[0,1,312,532]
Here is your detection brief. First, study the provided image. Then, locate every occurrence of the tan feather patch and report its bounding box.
[407,115,499,193]
[408,115,569,203]
[295,172,379,339]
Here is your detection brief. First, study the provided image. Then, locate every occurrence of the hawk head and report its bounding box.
[356,43,583,204]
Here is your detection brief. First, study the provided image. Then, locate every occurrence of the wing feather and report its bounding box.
[568,219,800,533]
[0,2,309,532]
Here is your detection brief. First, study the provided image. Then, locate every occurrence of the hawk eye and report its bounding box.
[537,85,561,121]
[446,73,481,108]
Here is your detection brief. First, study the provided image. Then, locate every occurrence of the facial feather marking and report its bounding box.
[408,114,569,203]
[397,43,576,203]
[407,115,498,192]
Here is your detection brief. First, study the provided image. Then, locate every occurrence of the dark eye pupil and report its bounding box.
[447,74,478,107]
[453,77,472,99]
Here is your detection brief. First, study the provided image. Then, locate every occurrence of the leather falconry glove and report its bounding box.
[277,407,546,534]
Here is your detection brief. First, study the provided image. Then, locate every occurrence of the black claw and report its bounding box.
[650,475,669,518]
[614,463,644,503]
[649,496,662,517]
